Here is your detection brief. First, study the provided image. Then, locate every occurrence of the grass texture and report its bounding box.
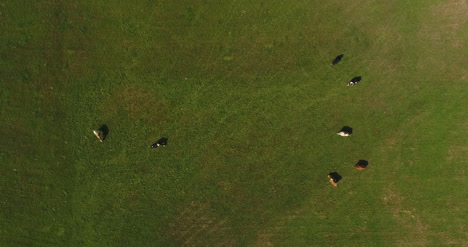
[1,0,466,246]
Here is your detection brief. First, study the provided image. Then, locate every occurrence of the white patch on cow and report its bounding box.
[337,131,351,137]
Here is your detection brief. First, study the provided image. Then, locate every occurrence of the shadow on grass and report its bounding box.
[339,126,353,134]
[331,54,344,65]
[348,76,362,86]
[350,76,362,83]
[98,124,109,141]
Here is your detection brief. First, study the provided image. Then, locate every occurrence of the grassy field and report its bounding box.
[1,0,466,246]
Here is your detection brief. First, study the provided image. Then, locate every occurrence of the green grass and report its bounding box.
[1,0,466,246]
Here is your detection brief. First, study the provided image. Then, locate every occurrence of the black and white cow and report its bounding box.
[348,76,362,86]
[150,138,168,148]
[337,126,353,136]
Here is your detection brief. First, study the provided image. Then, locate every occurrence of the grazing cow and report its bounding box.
[328,172,342,187]
[337,126,353,136]
[151,137,168,148]
[348,76,362,86]
[93,125,108,142]
[93,130,104,142]
[331,54,344,65]
[337,131,351,137]
[354,160,368,170]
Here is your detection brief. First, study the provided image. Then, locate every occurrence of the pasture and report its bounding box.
[1,0,466,246]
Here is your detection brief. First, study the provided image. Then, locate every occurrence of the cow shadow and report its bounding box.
[350,76,362,83]
[328,172,342,183]
[98,124,109,140]
[339,126,353,134]
[157,137,168,145]
[331,54,344,65]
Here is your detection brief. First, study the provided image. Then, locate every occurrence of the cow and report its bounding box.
[151,137,168,148]
[328,172,342,187]
[93,125,108,142]
[331,54,344,65]
[348,76,362,86]
[337,126,353,136]
[354,160,368,170]
[93,130,104,142]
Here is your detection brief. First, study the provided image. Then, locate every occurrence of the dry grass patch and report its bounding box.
[416,0,467,82]
[424,0,467,48]
[255,211,304,247]
[446,145,467,183]
[382,185,430,246]
[168,202,236,247]
[101,84,169,124]
[446,146,468,162]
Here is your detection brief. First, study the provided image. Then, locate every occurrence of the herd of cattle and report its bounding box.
[329,54,367,187]
[92,54,367,188]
